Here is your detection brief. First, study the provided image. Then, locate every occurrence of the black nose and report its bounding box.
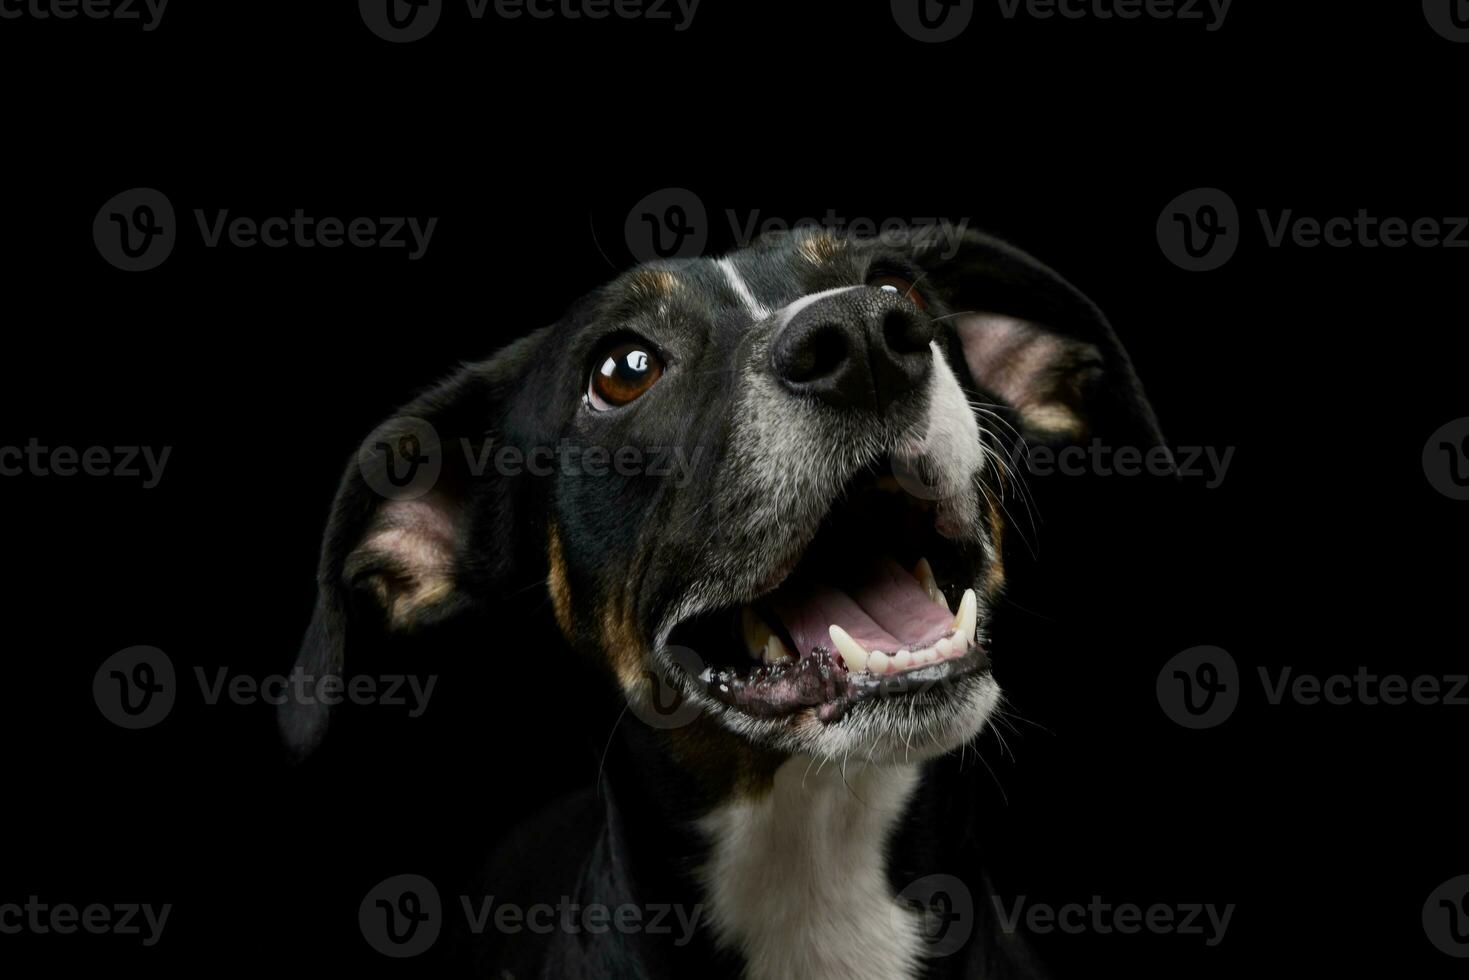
[771,290,935,412]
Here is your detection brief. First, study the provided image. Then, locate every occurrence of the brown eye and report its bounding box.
[588,340,665,410]
[870,275,928,311]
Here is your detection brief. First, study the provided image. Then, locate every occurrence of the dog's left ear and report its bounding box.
[914,228,1164,448]
[282,331,548,757]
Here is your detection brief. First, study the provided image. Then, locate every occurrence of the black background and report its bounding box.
[2,1,1465,976]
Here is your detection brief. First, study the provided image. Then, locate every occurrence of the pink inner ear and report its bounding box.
[355,492,461,625]
[952,313,1097,436]
[952,313,1061,408]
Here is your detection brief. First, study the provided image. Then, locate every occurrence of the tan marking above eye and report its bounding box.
[628,268,681,300]
[797,233,845,266]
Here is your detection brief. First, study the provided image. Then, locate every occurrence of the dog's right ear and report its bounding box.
[281,331,549,758]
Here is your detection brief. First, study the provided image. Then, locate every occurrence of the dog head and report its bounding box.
[283,225,1161,777]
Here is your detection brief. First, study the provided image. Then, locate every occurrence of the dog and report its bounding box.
[281,224,1163,979]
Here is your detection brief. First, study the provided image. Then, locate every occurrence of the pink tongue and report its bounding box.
[772,559,954,657]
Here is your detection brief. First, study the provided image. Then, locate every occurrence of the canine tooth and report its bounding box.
[913,557,948,611]
[828,624,869,673]
[763,634,794,665]
[742,607,771,660]
[954,588,977,644]
[893,650,912,670]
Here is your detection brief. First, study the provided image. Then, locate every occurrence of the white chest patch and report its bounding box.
[696,757,925,980]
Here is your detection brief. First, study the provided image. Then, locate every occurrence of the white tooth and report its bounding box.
[913,557,949,611]
[829,624,869,673]
[893,650,913,671]
[763,634,794,665]
[954,588,977,644]
[935,637,954,659]
[869,651,892,675]
[743,607,771,660]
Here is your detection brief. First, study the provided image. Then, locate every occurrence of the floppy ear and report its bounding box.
[281,331,548,757]
[915,228,1163,449]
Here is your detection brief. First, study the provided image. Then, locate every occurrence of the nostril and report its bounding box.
[779,322,850,383]
[882,310,933,356]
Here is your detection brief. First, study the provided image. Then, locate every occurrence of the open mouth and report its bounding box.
[666,456,989,722]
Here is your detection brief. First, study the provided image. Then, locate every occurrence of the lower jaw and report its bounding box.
[701,645,990,723]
